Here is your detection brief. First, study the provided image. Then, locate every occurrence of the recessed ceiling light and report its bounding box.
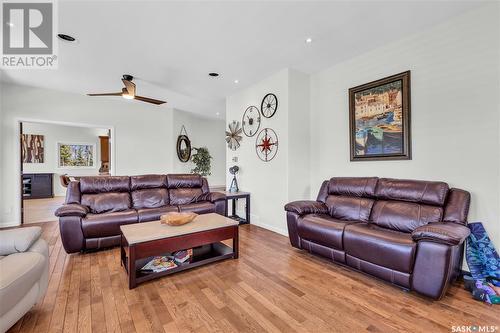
[216,112,220,116]
[305,37,313,44]
[57,33,76,42]
[234,79,239,84]
[6,22,14,27]
[208,72,219,77]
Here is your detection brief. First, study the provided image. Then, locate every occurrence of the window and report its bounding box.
[57,143,95,168]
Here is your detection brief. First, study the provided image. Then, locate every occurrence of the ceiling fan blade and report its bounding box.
[122,79,136,96]
[134,95,166,105]
[87,92,123,96]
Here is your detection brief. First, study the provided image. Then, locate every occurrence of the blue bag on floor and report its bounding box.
[466,222,500,286]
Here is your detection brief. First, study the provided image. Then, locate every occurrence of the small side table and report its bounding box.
[219,191,250,225]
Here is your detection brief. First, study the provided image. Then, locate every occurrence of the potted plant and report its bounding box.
[190,147,212,176]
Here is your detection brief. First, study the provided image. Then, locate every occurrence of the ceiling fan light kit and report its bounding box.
[87,74,167,105]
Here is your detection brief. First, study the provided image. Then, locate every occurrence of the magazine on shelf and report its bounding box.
[172,249,193,264]
[141,256,177,273]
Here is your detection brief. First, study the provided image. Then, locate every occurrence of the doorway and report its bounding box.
[19,120,113,224]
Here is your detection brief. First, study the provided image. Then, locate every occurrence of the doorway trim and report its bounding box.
[15,117,116,226]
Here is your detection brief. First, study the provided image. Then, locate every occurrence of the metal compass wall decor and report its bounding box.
[242,106,261,137]
[261,93,278,118]
[226,121,243,151]
[255,128,279,162]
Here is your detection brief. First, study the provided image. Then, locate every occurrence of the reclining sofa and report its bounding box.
[285,177,471,299]
[55,174,226,253]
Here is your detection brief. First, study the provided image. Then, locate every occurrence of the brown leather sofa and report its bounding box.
[55,174,226,253]
[285,177,471,299]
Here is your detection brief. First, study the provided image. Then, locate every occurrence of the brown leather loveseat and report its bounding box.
[55,174,225,253]
[285,177,471,299]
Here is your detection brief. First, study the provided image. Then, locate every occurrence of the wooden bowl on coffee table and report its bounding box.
[160,212,198,226]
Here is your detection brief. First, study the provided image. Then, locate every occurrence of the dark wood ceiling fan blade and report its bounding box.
[122,79,136,96]
[134,95,166,105]
[87,92,123,96]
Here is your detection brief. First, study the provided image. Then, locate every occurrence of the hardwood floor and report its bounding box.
[7,221,499,333]
[23,197,65,224]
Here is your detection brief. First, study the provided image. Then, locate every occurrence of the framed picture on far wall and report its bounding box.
[22,134,45,163]
[58,143,95,168]
[349,71,411,161]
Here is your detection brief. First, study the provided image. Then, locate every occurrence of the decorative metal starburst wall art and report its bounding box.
[226,121,243,151]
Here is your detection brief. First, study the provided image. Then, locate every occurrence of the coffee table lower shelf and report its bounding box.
[120,221,239,289]
[121,242,234,286]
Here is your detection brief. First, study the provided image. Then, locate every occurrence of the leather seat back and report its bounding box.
[167,174,204,205]
[322,177,465,233]
[369,178,449,232]
[80,176,131,214]
[370,200,443,233]
[324,177,378,222]
[130,175,169,209]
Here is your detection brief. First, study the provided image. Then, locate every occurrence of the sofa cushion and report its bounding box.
[344,223,417,273]
[370,200,443,233]
[132,188,169,209]
[201,178,210,193]
[169,188,203,205]
[82,209,138,238]
[65,181,81,204]
[0,227,42,256]
[79,176,130,194]
[375,178,449,206]
[137,206,178,222]
[297,214,357,250]
[0,251,47,317]
[178,202,215,214]
[328,177,378,197]
[167,174,203,188]
[443,188,471,224]
[325,195,374,222]
[130,174,167,191]
[81,192,131,214]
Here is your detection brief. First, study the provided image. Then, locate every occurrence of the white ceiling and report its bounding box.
[1,1,484,118]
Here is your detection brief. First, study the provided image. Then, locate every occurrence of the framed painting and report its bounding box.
[22,134,44,163]
[58,143,95,168]
[349,71,411,161]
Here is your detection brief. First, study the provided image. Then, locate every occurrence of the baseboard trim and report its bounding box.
[0,221,21,228]
[250,221,288,237]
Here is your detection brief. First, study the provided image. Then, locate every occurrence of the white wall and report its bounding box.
[226,69,310,235]
[309,4,500,248]
[1,84,174,226]
[22,122,108,196]
[0,84,226,227]
[172,109,226,186]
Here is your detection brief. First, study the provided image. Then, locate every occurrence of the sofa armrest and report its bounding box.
[0,227,42,256]
[54,204,89,218]
[196,192,226,203]
[284,200,328,216]
[58,216,85,253]
[412,222,470,246]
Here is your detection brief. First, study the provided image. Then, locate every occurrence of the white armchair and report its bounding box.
[0,227,49,333]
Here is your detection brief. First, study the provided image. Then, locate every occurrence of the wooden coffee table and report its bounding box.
[120,213,239,289]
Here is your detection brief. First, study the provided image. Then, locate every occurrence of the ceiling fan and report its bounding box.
[87,74,166,105]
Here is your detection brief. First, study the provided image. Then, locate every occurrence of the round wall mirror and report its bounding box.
[176,135,192,162]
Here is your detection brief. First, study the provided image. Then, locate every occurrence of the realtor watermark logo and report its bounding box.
[451,325,499,332]
[1,0,58,68]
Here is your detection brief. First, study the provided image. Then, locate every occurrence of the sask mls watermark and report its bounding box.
[1,0,58,69]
